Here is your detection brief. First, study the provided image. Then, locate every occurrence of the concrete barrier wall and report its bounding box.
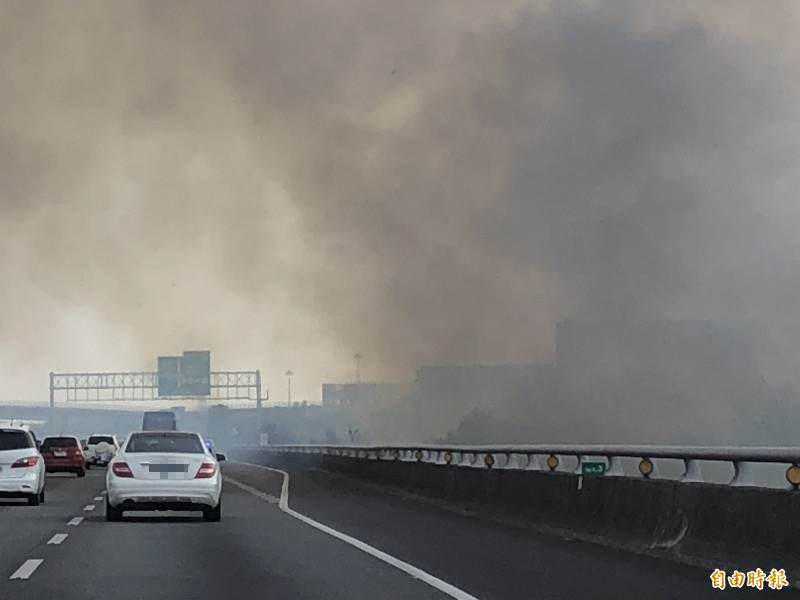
[233,449,800,571]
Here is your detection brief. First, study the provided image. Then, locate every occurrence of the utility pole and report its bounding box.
[285,370,293,406]
[354,353,362,384]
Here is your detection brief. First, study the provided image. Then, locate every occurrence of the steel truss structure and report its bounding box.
[49,370,263,407]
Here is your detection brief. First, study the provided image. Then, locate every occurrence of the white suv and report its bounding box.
[0,426,46,505]
[84,434,119,468]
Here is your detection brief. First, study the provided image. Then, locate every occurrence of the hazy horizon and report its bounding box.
[2,1,800,440]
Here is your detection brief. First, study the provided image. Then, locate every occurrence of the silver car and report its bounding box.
[105,431,225,522]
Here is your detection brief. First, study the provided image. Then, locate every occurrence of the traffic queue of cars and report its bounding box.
[0,418,225,521]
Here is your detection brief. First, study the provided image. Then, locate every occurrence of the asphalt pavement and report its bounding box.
[0,463,792,599]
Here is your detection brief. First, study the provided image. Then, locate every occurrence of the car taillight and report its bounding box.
[111,462,134,478]
[11,456,39,468]
[195,462,217,479]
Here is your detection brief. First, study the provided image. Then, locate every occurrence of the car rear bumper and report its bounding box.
[45,459,84,471]
[107,479,220,509]
[0,473,41,497]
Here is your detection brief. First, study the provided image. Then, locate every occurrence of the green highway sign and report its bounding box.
[157,350,211,397]
[581,461,607,475]
[157,356,181,396]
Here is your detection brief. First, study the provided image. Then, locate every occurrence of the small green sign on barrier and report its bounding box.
[581,461,606,475]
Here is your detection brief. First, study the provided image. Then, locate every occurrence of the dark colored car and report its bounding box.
[41,436,86,477]
[142,411,177,432]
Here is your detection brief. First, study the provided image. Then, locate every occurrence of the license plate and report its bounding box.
[148,464,188,473]
[54,451,67,457]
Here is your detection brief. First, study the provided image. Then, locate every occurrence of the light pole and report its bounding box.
[285,370,293,406]
[354,353,362,383]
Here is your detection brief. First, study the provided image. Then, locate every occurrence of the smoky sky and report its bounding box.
[1,1,799,404]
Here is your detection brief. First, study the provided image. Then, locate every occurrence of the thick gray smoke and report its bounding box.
[1,1,799,435]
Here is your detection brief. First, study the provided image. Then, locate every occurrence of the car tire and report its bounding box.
[39,488,45,504]
[77,468,86,478]
[86,462,91,470]
[203,499,221,522]
[106,497,122,522]
[27,492,40,506]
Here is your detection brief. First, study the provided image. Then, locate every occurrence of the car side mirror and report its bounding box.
[215,453,226,462]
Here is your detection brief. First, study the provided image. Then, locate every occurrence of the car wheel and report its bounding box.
[39,488,45,504]
[86,462,91,470]
[77,468,86,478]
[27,492,40,506]
[203,499,221,522]
[105,497,122,522]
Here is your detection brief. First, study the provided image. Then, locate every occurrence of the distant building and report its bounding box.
[409,363,560,438]
[321,383,409,408]
[413,363,558,410]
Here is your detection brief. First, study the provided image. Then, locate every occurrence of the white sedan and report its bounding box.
[105,431,225,522]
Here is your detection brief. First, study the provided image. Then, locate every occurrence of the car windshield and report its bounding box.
[0,430,32,451]
[87,436,115,445]
[126,433,204,454]
[41,437,78,450]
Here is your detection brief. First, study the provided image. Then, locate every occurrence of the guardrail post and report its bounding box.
[729,461,755,487]
[470,453,486,469]
[681,459,704,483]
[524,454,542,471]
[503,453,522,470]
[606,456,624,476]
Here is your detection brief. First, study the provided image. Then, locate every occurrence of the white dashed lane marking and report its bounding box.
[83,504,95,512]
[67,517,83,526]
[9,559,43,580]
[93,496,102,501]
[47,534,68,545]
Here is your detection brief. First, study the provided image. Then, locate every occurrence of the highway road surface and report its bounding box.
[0,462,787,599]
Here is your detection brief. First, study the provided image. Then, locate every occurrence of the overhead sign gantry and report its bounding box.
[49,350,264,408]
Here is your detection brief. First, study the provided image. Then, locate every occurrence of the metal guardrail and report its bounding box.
[252,444,800,489]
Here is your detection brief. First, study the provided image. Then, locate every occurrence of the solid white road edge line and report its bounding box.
[47,534,68,545]
[67,517,83,526]
[224,479,279,503]
[83,504,95,511]
[9,559,43,580]
[226,463,480,600]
